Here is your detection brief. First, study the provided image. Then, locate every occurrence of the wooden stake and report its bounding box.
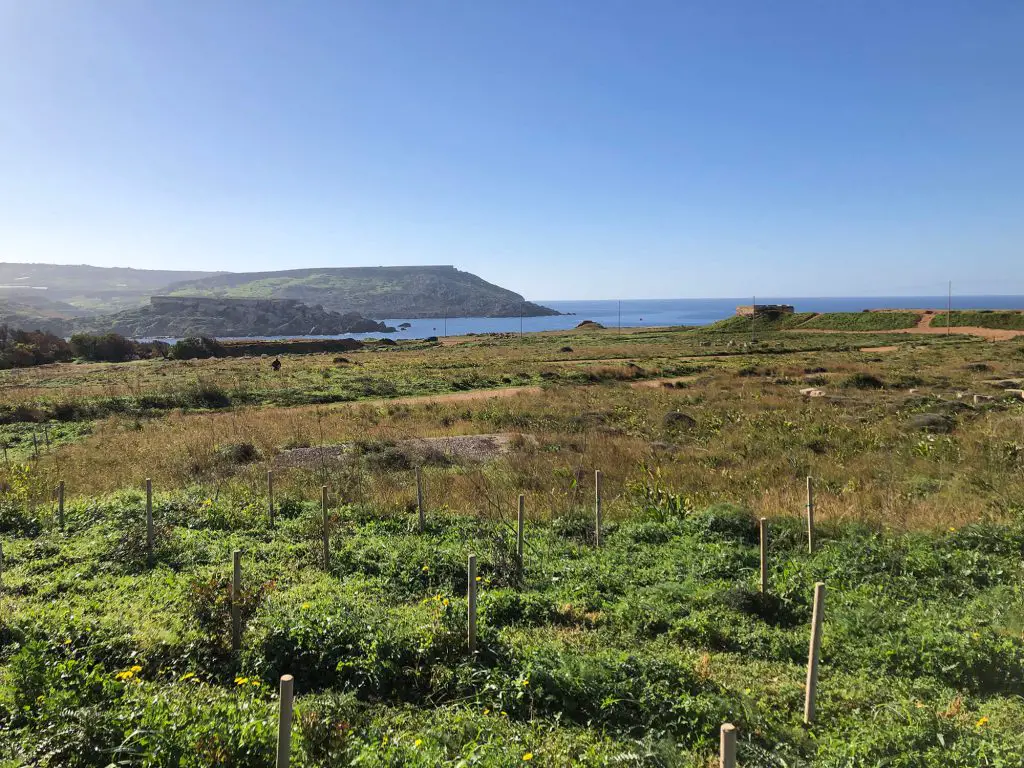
[276,674,294,768]
[804,582,826,724]
[321,485,330,571]
[416,467,425,532]
[759,517,768,595]
[57,481,65,529]
[806,476,815,554]
[145,478,154,560]
[516,494,525,567]
[594,469,603,548]
[231,549,242,652]
[720,723,737,768]
[0,541,4,589]
[267,470,275,527]
[467,554,478,653]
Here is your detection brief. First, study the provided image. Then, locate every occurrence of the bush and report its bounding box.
[69,332,137,363]
[841,372,885,389]
[170,336,227,360]
[0,326,73,369]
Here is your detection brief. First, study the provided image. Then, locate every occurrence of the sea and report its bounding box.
[143,295,1024,343]
[322,295,1024,342]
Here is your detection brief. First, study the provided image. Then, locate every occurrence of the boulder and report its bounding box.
[800,387,826,397]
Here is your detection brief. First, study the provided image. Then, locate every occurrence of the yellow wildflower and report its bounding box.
[179,672,196,682]
[234,677,249,685]
[976,716,989,728]
[115,669,135,681]
[523,753,533,761]
[414,739,423,748]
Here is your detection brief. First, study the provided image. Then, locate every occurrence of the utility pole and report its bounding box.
[947,281,951,336]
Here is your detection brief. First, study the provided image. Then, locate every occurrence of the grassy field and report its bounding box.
[932,311,1024,331]
[1,323,1023,765]
[796,312,921,331]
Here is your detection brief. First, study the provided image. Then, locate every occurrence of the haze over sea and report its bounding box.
[253,295,1024,342]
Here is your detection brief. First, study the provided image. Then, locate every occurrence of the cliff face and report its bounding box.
[162,265,560,319]
[75,296,394,338]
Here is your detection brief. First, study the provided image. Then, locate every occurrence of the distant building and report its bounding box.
[735,304,795,318]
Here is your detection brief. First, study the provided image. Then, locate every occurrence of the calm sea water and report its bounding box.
[175,295,1024,342]
[331,295,1024,341]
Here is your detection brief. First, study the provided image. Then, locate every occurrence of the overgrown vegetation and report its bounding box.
[1,322,1023,764]
[797,311,920,330]
[0,489,1021,765]
[933,311,1024,331]
[0,326,71,369]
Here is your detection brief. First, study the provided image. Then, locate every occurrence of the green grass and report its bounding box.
[796,312,920,331]
[0,491,1022,765]
[703,312,818,333]
[932,311,1024,331]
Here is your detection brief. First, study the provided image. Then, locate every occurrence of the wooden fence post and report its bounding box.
[145,478,154,561]
[321,485,330,571]
[57,481,65,530]
[416,467,425,532]
[759,517,768,595]
[594,469,603,548]
[804,582,826,724]
[720,723,737,768]
[806,476,815,554]
[516,494,525,568]
[276,674,294,768]
[467,554,478,653]
[0,541,4,588]
[267,470,275,527]
[231,550,242,651]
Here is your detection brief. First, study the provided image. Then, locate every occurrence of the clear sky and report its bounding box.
[1,2,1022,300]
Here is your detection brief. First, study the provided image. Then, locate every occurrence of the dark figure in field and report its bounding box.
[271,358,281,372]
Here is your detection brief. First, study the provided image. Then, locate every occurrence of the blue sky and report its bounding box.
[1,1,1022,300]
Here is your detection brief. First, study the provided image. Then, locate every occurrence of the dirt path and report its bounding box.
[344,374,703,410]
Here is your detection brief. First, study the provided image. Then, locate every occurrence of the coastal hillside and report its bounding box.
[73,296,394,338]
[163,265,560,319]
[0,263,221,313]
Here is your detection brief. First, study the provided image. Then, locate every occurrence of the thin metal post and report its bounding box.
[268,470,275,527]
[321,485,330,571]
[416,467,425,532]
[145,478,154,560]
[804,582,826,724]
[231,550,242,651]
[806,476,815,554]
[467,554,478,653]
[57,481,65,529]
[759,517,768,595]
[276,675,294,768]
[516,494,525,566]
[594,470,603,547]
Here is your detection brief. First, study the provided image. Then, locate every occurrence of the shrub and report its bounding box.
[170,336,227,360]
[69,332,137,363]
[841,372,885,389]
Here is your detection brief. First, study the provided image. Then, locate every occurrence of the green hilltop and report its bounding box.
[163,265,560,319]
